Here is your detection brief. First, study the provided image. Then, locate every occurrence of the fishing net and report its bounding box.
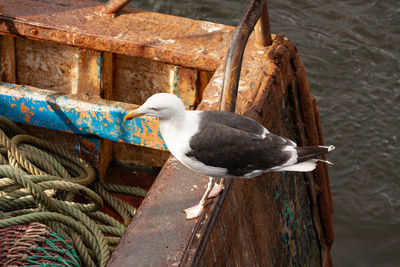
[0,116,149,266]
[0,222,80,266]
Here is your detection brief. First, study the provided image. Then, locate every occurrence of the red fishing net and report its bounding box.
[0,222,80,266]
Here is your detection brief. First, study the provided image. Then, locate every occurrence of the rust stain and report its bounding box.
[103,112,112,123]
[24,113,31,122]
[20,102,34,115]
[79,112,91,119]
[90,111,98,119]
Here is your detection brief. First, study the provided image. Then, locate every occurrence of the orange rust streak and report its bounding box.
[130,118,164,148]
[24,114,31,122]
[20,102,34,115]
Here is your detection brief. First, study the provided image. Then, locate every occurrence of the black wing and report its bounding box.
[200,110,268,137]
[186,122,293,177]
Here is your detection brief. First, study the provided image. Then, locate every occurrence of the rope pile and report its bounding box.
[0,116,147,266]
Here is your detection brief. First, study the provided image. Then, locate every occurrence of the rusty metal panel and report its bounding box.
[0,0,233,71]
[0,82,167,150]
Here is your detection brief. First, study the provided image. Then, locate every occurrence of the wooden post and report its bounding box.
[75,49,113,181]
[0,36,16,83]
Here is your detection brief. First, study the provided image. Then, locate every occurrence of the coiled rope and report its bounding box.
[0,116,147,267]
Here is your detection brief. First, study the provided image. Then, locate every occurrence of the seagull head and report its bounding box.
[124,93,186,121]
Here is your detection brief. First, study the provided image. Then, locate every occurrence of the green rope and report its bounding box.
[0,116,148,266]
[101,183,147,198]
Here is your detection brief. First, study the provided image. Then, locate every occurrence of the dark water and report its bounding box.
[101,0,400,265]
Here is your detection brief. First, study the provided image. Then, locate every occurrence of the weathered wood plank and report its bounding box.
[0,36,16,83]
[101,52,114,100]
[99,51,114,180]
[15,37,78,92]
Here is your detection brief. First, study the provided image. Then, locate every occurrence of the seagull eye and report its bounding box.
[150,107,158,111]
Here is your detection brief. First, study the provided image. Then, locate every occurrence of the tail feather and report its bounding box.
[278,158,333,172]
[295,145,335,163]
[278,159,319,172]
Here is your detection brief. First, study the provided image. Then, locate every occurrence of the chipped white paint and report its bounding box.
[169,68,176,94]
[238,80,247,92]
[200,89,220,106]
[84,15,94,21]
[71,54,79,94]
[158,38,176,44]
[201,22,224,33]
[115,33,124,39]
[196,48,205,54]
[200,74,224,105]
[211,76,223,88]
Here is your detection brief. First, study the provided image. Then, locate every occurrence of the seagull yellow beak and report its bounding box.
[124,109,144,121]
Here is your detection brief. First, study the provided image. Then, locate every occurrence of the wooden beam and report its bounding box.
[75,49,114,181]
[0,36,16,83]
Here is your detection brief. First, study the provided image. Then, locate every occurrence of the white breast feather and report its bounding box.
[159,111,228,177]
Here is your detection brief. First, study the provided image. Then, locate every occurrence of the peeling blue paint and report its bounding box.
[97,55,102,82]
[134,118,145,134]
[284,200,293,222]
[283,232,289,243]
[0,82,167,150]
[144,123,153,133]
[293,221,298,232]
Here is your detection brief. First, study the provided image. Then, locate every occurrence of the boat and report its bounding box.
[0,0,334,266]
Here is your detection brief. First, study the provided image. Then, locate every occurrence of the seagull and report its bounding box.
[124,93,334,219]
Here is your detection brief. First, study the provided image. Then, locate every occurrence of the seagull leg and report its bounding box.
[184,177,215,220]
[208,177,225,198]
